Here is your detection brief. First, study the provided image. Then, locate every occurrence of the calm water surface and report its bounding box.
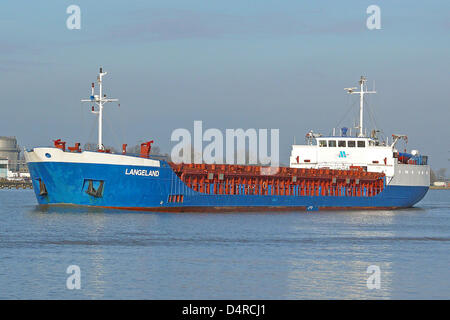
[0,189,448,299]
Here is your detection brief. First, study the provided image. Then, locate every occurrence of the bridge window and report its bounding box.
[338,140,346,147]
[328,140,336,147]
[319,140,327,147]
[348,141,356,147]
[357,141,365,147]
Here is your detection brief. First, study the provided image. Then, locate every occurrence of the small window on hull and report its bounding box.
[348,141,355,147]
[338,140,346,147]
[328,140,336,147]
[357,141,365,147]
[319,140,327,147]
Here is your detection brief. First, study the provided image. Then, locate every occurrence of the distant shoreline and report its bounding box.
[430,186,450,190]
[0,180,32,190]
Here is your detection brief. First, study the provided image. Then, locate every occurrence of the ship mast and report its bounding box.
[81,67,118,150]
[345,76,376,137]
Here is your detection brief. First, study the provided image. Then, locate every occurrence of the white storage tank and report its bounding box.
[0,136,20,171]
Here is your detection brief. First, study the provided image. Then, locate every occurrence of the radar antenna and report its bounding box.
[345,76,376,137]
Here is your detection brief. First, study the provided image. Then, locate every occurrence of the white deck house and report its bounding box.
[290,136,394,171]
[289,76,430,187]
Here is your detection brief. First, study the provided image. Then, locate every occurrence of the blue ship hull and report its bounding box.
[27,160,429,211]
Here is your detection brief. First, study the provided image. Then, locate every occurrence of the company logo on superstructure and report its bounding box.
[338,151,348,158]
[125,168,160,177]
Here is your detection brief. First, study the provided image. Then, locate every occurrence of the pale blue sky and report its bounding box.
[0,1,449,169]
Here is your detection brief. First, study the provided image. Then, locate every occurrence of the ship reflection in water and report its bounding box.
[0,190,448,299]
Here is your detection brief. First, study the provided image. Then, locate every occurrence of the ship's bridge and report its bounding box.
[290,136,395,171]
[290,134,428,183]
[289,76,430,187]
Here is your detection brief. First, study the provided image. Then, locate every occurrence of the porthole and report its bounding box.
[45,153,51,158]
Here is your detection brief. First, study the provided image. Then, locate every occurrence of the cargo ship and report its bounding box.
[25,69,430,211]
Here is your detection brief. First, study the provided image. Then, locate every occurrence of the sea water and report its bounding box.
[0,189,448,299]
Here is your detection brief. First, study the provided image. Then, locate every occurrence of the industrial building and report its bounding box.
[0,136,20,171]
[0,158,7,179]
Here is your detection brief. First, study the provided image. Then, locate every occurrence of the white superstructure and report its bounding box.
[289,76,430,187]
